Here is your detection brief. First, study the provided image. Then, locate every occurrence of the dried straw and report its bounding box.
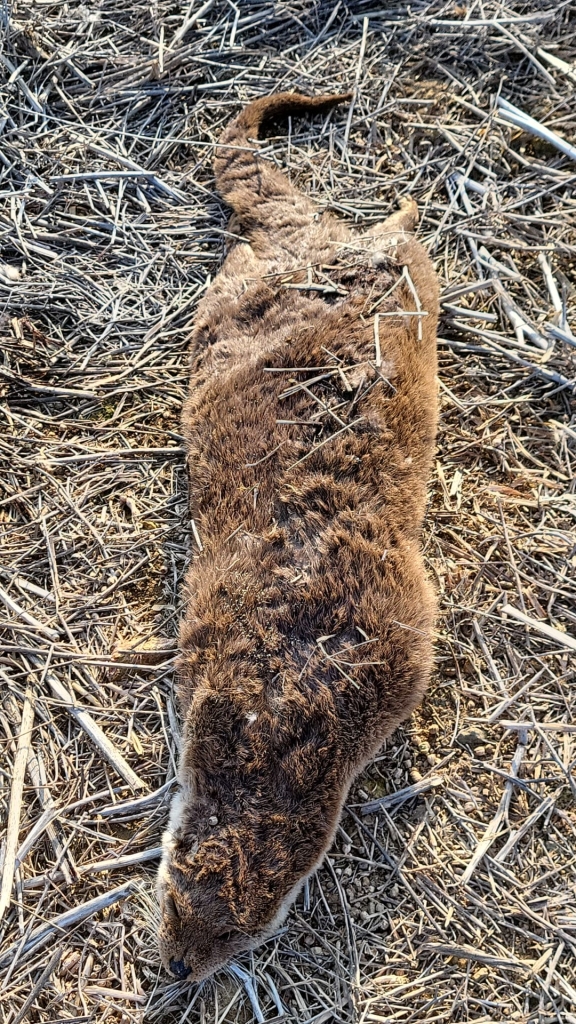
[1,1,575,1022]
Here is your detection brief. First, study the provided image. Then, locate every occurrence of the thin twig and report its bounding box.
[0,687,36,921]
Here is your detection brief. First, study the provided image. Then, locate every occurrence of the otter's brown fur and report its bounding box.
[157,92,439,982]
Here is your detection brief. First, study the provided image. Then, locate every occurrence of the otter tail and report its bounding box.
[213,91,351,234]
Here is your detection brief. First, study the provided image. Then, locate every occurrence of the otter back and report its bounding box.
[156,91,439,984]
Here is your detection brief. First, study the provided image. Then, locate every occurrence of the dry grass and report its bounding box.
[1,1,576,1022]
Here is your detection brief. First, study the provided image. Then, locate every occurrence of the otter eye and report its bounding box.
[164,894,180,924]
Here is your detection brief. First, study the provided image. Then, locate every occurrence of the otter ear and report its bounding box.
[164,894,180,925]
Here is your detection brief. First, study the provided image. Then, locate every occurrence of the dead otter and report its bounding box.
[156,91,439,982]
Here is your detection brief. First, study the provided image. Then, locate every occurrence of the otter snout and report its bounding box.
[169,958,192,979]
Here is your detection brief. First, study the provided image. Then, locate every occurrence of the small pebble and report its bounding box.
[61,950,81,975]
[457,727,489,750]
[0,263,21,283]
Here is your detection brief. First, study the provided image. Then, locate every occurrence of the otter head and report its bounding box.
[156,782,335,982]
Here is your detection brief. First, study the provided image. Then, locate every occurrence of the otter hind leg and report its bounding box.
[379,196,419,234]
[359,197,419,268]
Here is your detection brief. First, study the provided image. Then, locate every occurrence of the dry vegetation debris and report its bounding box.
[0,1,575,1022]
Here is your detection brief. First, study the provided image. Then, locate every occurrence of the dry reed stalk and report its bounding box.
[0,1,575,1022]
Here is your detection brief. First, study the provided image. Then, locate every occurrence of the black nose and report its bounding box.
[169,959,191,979]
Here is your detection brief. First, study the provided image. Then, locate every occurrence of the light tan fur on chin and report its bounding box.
[157,91,439,982]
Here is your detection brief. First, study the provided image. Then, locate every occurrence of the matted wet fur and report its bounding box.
[156,91,439,982]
